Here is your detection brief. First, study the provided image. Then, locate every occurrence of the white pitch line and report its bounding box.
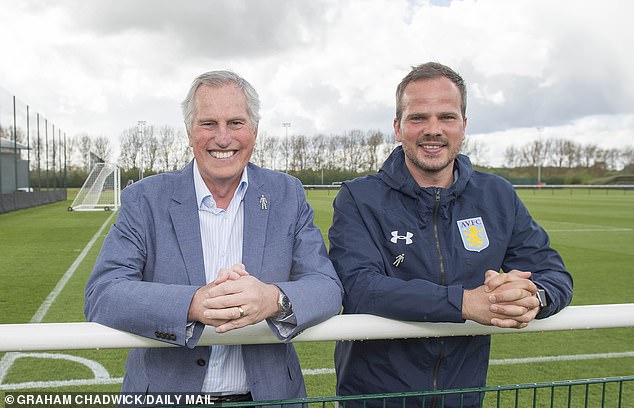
[548,228,632,233]
[30,211,116,323]
[0,212,116,385]
[489,351,634,365]
[2,351,633,390]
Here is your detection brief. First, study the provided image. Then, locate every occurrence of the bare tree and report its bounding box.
[142,125,159,172]
[64,134,78,168]
[326,135,340,170]
[173,129,193,169]
[290,134,308,171]
[118,127,143,170]
[620,146,634,171]
[308,134,327,171]
[157,125,177,171]
[78,134,92,170]
[93,136,112,162]
[252,132,269,168]
[503,145,521,168]
[461,137,489,166]
[366,130,384,172]
[580,144,599,168]
[263,135,279,170]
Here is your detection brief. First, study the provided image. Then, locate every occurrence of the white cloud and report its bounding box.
[0,0,631,166]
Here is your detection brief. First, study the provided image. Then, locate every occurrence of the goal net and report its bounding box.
[69,162,121,211]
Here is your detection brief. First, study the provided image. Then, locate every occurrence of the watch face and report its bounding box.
[536,289,547,307]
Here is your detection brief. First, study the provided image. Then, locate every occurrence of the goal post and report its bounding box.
[69,162,121,211]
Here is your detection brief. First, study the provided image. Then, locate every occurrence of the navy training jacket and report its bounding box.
[329,147,573,407]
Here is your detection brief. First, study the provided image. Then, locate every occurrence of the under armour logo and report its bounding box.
[390,231,413,245]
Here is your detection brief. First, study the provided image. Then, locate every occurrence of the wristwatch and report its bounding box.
[536,289,548,308]
[277,291,292,320]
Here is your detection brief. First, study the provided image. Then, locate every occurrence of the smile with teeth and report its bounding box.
[418,143,445,153]
[209,150,236,159]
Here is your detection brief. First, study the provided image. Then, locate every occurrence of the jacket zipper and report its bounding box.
[431,188,445,397]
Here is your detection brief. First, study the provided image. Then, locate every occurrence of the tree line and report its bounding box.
[4,121,633,187]
[503,138,633,171]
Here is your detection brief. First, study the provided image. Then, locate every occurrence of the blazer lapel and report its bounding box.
[169,162,206,287]
[243,163,269,278]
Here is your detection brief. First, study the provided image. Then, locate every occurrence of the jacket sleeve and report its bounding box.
[84,186,200,348]
[328,184,464,323]
[270,179,344,340]
[503,192,573,318]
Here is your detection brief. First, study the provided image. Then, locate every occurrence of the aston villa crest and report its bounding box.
[457,217,489,252]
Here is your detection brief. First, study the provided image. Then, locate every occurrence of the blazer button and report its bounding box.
[154,331,161,338]
[197,359,206,367]
[169,334,176,341]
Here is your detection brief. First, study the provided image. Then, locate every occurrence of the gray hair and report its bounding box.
[395,62,467,122]
[181,70,261,134]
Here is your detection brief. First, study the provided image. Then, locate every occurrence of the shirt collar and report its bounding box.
[193,159,249,210]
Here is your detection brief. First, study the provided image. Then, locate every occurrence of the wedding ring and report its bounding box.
[238,306,245,318]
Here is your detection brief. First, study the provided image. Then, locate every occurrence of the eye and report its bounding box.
[199,121,216,128]
[409,115,425,123]
[228,120,245,130]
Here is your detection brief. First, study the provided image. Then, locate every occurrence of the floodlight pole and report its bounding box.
[282,122,291,172]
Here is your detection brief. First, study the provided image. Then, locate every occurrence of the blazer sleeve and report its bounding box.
[268,179,343,340]
[84,185,199,348]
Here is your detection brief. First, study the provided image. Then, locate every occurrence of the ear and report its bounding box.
[393,118,402,142]
[185,124,194,147]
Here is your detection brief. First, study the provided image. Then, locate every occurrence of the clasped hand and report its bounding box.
[463,270,541,329]
[188,264,280,333]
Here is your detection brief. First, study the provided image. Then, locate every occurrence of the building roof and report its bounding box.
[0,138,30,150]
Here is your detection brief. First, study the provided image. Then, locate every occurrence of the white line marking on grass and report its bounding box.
[0,352,110,388]
[31,211,116,323]
[489,351,634,365]
[0,377,124,391]
[0,212,116,386]
[549,228,632,232]
[2,351,633,389]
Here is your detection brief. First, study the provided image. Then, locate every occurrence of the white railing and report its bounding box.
[1,304,633,352]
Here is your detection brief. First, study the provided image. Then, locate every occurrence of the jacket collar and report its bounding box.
[378,146,473,199]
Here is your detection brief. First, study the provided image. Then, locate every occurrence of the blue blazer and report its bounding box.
[84,161,342,400]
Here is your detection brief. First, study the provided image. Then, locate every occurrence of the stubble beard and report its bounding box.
[402,137,462,174]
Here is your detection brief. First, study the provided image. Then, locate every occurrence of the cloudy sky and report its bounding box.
[0,0,632,166]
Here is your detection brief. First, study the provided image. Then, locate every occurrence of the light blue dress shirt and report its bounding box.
[193,161,250,395]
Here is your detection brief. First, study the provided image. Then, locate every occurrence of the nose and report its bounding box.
[215,124,232,147]
[424,117,442,137]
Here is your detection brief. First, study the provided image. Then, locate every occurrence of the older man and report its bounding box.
[85,70,342,402]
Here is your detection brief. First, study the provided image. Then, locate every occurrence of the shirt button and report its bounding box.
[197,359,206,367]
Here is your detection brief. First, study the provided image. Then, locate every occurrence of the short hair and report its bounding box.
[181,70,260,134]
[395,62,467,121]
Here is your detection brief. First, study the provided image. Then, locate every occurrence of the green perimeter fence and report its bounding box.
[225,376,633,407]
[5,376,630,407]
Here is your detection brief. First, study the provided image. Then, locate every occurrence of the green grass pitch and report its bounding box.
[0,188,632,402]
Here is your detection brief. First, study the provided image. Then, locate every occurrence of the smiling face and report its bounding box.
[188,83,257,195]
[394,76,467,188]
